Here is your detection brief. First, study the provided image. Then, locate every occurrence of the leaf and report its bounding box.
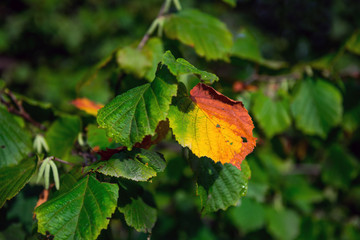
[7,192,38,232]
[283,176,323,213]
[97,74,177,148]
[143,38,164,81]
[222,0,236,7]
[346,30,360,55]
[35,175,119,240]
[93,148,166,181]
[228,198,265,233]
[86,124,118,151]
[117,180,157,232]
[71,98,104,116]
[192,156,250,214]
[117,38,163,81]
[265,208,300,240]
[117,46,151,78]
[0,157,37,208]
[168,83,256,169]
[45,115,82,159]
[231,29,287,69]
[163,9,233,61]
[322,145,358,189]
[252,91,291,138]
[291,78,342,138]
[162,51,219,84]
[0,108,32,167]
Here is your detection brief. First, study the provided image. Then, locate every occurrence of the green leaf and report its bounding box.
[343,105,360,132]
[346,30,360,55]
[222,0,236,7]
[117,47,151,78]
[117,38,163,81]
[252,91,291,138]
[118,180,157,232]
[228,198,265,233]
[7,192,38,232]
[231,29,286,69]
[291,78,342,138]
[322,145,358,189]
[45,115,81,159]
[0,157,37,208]
[266,207,300,240]
[0,108,32,167]
[283,176,323,213]
[191,156,251,214]
[163,9,233,61]
[162,51,219,84]
[93,148,166,181]
[0,223,26,240]
[144,38,164,81]
[97,75,177,148]
[86,124,118,150]
[35,175,119,240]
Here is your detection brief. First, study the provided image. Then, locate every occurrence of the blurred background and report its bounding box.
[1,0,360,239]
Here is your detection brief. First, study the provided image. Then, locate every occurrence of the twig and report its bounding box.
[52,157,75,166]
[246,72,301,85]
[0,89,47,130]
[137,0,170,49]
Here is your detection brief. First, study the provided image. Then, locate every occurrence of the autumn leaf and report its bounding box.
[168,83,256,169]
[71,98,104,116]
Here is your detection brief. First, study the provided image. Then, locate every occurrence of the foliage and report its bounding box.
[1,0,360,239]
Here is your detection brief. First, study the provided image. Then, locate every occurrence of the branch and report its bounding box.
[137,0,170,49]
[52,157,75,166]
[0,89,47,131]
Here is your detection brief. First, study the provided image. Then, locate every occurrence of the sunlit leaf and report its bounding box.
[192,156,250,213]
[71,98,104,116]
[0,108,32,167]
[93,148,166,181]
[346,30,360,55]
[168,83,256,169]
[117,38,163,81]
[97,73,177,148]
[163,9,233,61]
[291,78,342,138]
[0,157,37,208]
[162,51,219,84]
[222,0,236,7]
[35,175,119,240]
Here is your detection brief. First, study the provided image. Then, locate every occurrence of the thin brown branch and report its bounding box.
[137,0,169,49]
[246,72,301,85]
[52,157,75,166]
[0,89,47,131]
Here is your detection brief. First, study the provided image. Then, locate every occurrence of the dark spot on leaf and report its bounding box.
[241,137,248,143]
[230,142,233,145]
[0,145,5,148]
[216,124,221,128]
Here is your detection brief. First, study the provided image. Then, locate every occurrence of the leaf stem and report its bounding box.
[137,0,175,49]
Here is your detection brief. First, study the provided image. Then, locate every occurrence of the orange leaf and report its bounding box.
[71,98,104,116]
[168,83,256,169]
